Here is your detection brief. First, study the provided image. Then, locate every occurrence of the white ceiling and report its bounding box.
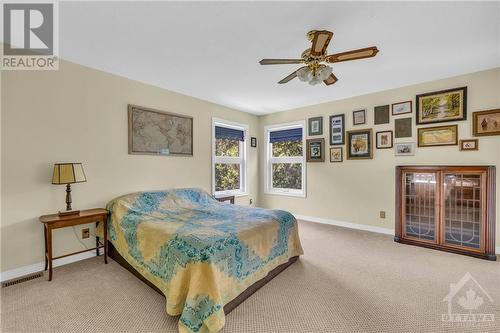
[58,1,500,115]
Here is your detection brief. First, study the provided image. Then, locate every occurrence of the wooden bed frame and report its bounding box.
[107,241,299,314]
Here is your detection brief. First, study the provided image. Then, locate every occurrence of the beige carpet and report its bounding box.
[2,221,499,333]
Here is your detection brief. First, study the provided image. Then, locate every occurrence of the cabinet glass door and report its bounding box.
[443,173,483,250]
[403,172,438,242]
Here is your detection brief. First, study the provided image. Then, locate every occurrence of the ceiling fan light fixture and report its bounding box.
[318,65,333,81]
[308,76,322,86]
[297,67,312,82]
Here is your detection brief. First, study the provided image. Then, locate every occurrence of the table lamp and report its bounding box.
[52,163,87,216]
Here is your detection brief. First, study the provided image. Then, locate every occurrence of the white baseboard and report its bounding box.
[295,214,500,255]
[294,214,394,236]
[0,250,98,283]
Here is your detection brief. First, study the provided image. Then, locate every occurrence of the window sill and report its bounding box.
[214,191,248,198]
[264,190,306,198]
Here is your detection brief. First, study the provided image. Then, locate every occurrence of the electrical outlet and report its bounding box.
[82,228,90,239]
[379,211,386,219]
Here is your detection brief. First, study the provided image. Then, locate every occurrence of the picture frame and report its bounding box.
[374,105,390,125]
[394,142,415,156]
[329,147,343,162]
[352,109,366,126]
[376,130,393,149]
[418,124,458,147]
[459,139,479,151]
[128,104,193,156]
[416,86,467,125]
[329,114,345,145]
[472,108,500,137]
[394,117,412,138]
[251,137,257,148]
[306,138,325,162]
[391,101,412,116]
[346,128,373,160]
[308,116,323,136]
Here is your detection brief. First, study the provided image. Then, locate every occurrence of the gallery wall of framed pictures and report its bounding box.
[303,83,498,165]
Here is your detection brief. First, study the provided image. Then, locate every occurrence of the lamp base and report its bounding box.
[58,210,81,217]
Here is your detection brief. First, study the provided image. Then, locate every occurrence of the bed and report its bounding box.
[102,188,303,333]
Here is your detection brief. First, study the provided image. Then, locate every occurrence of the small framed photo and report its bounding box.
[394,117,412,138]
[352,109,366,126]
[330,147,343,162]
[460,139,479,151]
[394,142,415,156]
[308,116,323,136]
[418,124,458,147]
[392,101,412,116]
[374,105,390,125]
[306,138,325,162]
[473,108,500,137]
[347,129,373,160]
[329,114,345,145]
[376,131,393,149]
[251,137,257,147]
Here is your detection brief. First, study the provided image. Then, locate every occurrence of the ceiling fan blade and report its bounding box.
[325,46,379,63]
[323,73,338,86]
[259,59,304,65]
[278,71,298,84]
[309,30,333,57]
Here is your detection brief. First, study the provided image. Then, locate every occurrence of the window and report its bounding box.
[264,121,306,197]
[212,118,248,196]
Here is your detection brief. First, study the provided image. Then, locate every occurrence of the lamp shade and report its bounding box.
[52,163,87,185]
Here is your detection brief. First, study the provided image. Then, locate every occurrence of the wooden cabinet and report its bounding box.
[395,166,496,260]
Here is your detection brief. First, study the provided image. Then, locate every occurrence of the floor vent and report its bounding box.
[2,272,44,288]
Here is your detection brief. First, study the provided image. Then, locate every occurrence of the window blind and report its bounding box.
[269,128,302,143]
[215,126,244,141]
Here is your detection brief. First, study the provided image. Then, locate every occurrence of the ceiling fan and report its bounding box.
[259,30,379,86]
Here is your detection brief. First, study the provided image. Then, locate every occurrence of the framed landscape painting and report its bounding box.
[128,105,193,156]
[473,109,500,137]
[418,125,458,147]
[416,86,467,125]
[306,138,325,162]
[329,114,345,145]
[347,129,373,160]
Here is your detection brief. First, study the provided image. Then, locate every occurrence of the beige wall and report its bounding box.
[2,62,499,273]
[1,60,259,272]
[259,68,500,244]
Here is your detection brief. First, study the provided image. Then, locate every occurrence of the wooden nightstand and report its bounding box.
[39,208,108,281]
[214,194,235,204]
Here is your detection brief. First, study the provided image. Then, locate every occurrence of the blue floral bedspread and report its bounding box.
[104,188,303,333]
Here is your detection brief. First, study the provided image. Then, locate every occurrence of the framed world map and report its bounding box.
[128,105,193,156]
